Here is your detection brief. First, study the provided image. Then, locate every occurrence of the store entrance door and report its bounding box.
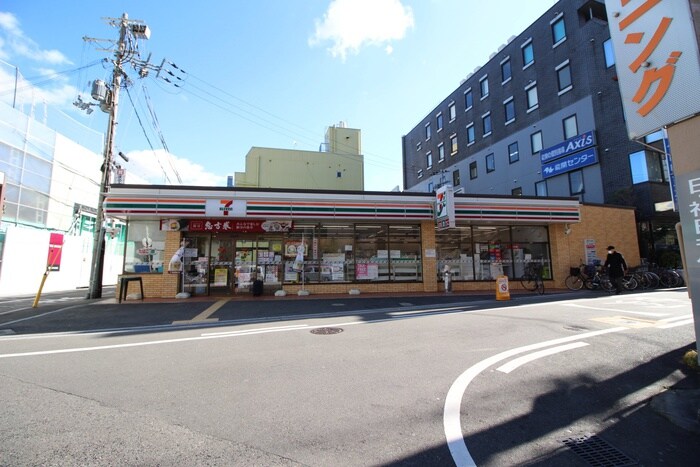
[209,235,235,296]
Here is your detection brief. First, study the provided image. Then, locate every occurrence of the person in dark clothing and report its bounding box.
[604,245,627,294]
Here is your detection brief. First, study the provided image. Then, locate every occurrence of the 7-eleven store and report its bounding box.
[104,185,639,298]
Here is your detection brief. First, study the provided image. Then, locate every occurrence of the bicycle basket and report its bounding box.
[569,267,580,276]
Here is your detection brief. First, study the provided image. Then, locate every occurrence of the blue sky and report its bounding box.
[0,0,557,191]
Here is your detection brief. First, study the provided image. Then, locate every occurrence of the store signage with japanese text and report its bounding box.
[605,0,700,138]
[540,131,596,164]
[676,170,700,300]
[163,219,293,233]
[541,147,598,179]
[435,184,455,231]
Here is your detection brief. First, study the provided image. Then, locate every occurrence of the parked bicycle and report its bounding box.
[521,262,545,295]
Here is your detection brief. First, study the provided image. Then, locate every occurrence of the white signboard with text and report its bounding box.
[605,0,700,138]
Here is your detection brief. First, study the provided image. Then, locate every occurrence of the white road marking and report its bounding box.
[563,302,668,317]
[443,327,626,467]
[496,342,589,374]
[657,318,694,329]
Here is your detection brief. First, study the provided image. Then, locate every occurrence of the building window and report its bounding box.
[603,39,615,68]
[629,150,664,184]
[521,39,534,68]
[504,97,515,124]
[436,113,443,133]
[438,143,445,162]
[479,75,489,100]
[563,115,578,139]
[486,153,495,173]
[425,122,431,140]
[416,141,422,152]
[482,112,492,137]
[569,170,584,195]
[448,102,456,121]
[556,60,572,94]
[535,180,548,196]
[417,169,423,179]
[469,161,477,179]
[453,169,461,186]
[512,187,523,196]
[426,151,433,169]
[450,134,459,154]
[466,124,475,145]
[526,82,539,111]
[501,58,512,84]
[531,131,543,154]
[464,88,473,110]
[551,14,566,46]
[508,142,519,164]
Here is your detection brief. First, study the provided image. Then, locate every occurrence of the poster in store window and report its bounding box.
[355,263,378,280]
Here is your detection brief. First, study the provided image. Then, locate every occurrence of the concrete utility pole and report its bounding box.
[83,14,152,299]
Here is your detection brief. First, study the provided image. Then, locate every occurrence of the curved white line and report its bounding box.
[496,342,589,374]
[443,327,625,467]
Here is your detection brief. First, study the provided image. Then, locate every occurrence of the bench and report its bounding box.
[119,276,144,303]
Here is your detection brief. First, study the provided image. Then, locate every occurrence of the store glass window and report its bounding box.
[511,225,551,279]
[436,226,475,282]
[124,220,166,273]
[387,225,422,281]
[436,225,552,282]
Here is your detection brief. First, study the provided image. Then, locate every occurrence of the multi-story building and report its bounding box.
[401,0,679,265]
[234,123,364,190]
[0,62,123,295]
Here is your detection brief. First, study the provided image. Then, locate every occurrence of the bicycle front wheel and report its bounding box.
[565,275,584,290]
[536,279,545,295]
[521,275,538,291]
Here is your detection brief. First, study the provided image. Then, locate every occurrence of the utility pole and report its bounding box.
[80,13,152,299]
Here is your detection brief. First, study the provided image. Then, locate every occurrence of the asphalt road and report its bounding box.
[0,288,697,466]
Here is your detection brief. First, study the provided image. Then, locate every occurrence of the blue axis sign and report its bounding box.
[541,147,598,179]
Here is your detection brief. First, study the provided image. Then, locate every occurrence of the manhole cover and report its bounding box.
[310,327,343,335]
[562,433,637,466]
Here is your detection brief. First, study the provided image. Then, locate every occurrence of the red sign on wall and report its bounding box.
[47,233,64,271]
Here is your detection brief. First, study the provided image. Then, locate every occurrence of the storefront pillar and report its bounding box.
[421,220,438,292]
[162,231,183,298]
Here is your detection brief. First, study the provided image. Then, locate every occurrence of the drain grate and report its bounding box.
[562,434,637,466]
[310,327,343,335]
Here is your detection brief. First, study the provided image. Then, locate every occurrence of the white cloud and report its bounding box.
[0,12,71,65]
[310,0,414,61]
[121,149,227,187]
